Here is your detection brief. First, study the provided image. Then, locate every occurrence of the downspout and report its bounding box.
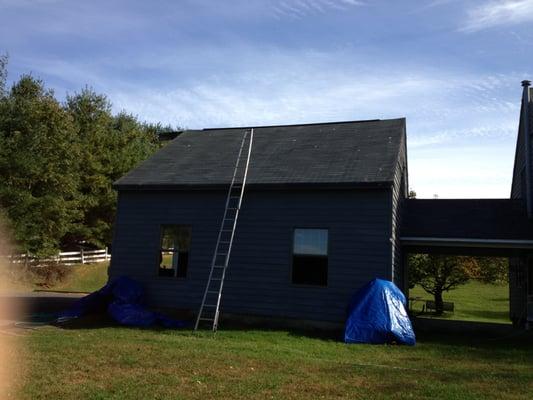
[522,80,532,218]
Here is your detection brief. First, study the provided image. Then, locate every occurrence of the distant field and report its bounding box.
[410,280,510,324]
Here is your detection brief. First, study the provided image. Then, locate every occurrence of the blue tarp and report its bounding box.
[344,278,415,345]
[57,276,187,329]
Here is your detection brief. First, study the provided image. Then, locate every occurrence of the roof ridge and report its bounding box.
[201,118,405,131]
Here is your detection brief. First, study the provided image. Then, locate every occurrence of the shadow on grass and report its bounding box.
[48,312,533,354]
[414,309,511,323]
[414,330,533,362]
[219,319,342,341]
[490,296,511,302]
[459,309,510,320]
[50,312,341,341]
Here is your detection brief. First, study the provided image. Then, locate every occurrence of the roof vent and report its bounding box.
[522,80,531,87]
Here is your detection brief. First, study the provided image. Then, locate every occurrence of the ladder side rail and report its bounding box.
[212,129,254,330]
[194,130,250,331]
[223,128,254,266]
[211,130,249,258]
[220,128,254,270]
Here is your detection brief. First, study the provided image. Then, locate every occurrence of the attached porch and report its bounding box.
[401,199,533,327]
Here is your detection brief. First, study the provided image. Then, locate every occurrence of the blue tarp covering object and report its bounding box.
[57,276,187,328]
[344,278,416,345]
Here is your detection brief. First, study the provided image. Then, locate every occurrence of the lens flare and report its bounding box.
[0,219,24,399]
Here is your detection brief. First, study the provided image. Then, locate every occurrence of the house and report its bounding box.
[109,81,533,328]
[509,80,533,325]
[110,118,408,326]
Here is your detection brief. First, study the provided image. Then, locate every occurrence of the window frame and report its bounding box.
[156,224,192,280]
[290,227,330,288]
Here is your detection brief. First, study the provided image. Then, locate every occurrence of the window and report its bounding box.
[158,226,191,278]
[292,228,328,286]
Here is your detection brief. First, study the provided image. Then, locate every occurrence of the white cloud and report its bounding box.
[409,123,517,148]
[102,52,521,133]
[461,0,533,32]
[409,143,516,198]
[269,0,364,19]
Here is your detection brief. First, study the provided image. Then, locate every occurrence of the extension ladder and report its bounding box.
[194,128,254,332]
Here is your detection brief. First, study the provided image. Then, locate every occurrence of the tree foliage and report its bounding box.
[0,62,165,256]
[409,254,471,314]
[409,254,508,314]
[63,89,159,248]
[0,76,80,256]
[463,257,508,284]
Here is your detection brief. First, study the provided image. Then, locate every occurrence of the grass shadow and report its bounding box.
[50,312,342,341]
[218,319,342,341]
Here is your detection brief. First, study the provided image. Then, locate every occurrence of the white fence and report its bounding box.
[5,248,111,266]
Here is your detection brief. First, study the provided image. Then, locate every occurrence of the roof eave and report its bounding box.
[113,181,394,192]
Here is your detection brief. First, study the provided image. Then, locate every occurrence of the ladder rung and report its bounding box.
[217,252,228,256]
[199,317,214,321]
[213,265,225,268]
[203,304,217,308]
[207,290,219,294]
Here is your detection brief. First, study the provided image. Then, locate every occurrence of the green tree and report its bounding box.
[0,75,80,257]
[64,89,158,248]
[465,257,508,284]
[64,88,114,247]
[409,254,470,314]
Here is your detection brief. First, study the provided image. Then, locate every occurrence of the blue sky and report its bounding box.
[1,0,532,198]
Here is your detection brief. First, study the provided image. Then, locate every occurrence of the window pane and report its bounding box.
[292,255,328,286]
[159,226,191,278]
[161,226,191,251]
[159,251,176,277]
[293,229,328,256]
[292,228,328,286]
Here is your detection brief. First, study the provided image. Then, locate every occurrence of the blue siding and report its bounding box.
[509,90,532,324]
[110,189,392,323]
[391,141,407,291]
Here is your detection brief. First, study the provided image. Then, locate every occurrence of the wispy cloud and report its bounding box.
[1,0,526,198]
[409,123,517,148]
[461,0,533,32]
[271,0,364,19]
[87,48,522,139]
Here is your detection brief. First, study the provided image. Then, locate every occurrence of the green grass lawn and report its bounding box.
[51,262,109,293]
[15,323,533,400]
[0,262,109,293]
[410,281,510,324]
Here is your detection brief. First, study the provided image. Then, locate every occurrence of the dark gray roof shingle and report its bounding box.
[114,118,406,190]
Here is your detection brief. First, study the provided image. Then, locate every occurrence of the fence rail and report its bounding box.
[3,248,111,266]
